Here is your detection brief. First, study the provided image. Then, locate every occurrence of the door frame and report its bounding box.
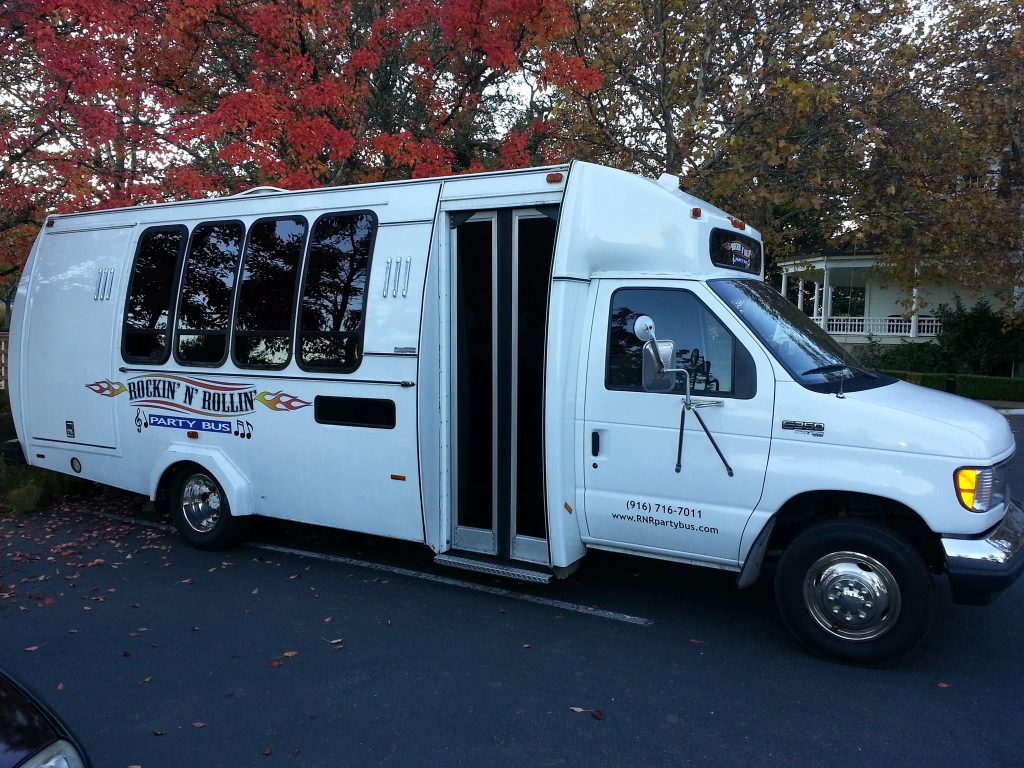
[446,208,555,564]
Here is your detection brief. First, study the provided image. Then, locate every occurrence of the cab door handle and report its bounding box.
[591,431,600,456]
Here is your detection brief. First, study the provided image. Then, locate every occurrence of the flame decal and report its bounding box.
[256,391,311,412]
[85,380,127,397]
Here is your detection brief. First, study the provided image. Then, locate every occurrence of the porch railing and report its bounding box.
[812,316,942,337]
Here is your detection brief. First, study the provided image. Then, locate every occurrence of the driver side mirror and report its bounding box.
[642,340,677,391]
[634,315,678,392]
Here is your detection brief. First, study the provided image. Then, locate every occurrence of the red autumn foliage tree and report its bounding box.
[0,0,595,275]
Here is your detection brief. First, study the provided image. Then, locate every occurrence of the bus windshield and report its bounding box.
[709,278,892,393]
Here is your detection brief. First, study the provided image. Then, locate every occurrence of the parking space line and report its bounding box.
[89,511,654,627]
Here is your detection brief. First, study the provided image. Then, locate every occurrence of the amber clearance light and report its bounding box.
[955,467,997,511]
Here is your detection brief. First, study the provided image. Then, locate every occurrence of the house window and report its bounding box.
[298,211,378,372]
[122,226,188,363]
[175,220,244,366]
[233,216,308,369]
[605,288,755,399]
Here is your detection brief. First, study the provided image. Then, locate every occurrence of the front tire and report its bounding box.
[775,519,935,663]
[169,464,246,550]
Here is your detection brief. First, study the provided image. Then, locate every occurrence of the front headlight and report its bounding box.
[24,739,87,768]
[955,463,1008,512]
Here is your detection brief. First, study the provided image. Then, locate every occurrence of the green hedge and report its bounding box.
[883,370,1024,401]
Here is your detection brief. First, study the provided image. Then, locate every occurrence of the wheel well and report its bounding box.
[767,491,945,569]
[153,461,201,518]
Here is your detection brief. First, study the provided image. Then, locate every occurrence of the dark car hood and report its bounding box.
[0,672,61,768]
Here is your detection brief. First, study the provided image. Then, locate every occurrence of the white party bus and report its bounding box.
[6,161,1023,662]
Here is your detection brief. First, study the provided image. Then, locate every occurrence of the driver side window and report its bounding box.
[605,288,755,399]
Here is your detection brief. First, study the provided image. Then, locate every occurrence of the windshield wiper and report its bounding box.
[801,363,880,379]
[801,363,851,376]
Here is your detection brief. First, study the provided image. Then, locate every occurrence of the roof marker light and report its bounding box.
[729,217,746,230]
[546,172,564,183]
[691,208,701,219]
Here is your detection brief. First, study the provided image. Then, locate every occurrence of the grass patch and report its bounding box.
[0,461,91,514]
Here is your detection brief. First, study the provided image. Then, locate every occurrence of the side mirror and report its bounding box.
[642,340,677,391]
[633,314,657,344]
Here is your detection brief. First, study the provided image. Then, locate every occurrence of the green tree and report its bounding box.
[551,0,1023,299]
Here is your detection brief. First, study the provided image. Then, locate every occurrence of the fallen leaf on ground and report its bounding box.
[152,730,166,736]
[262,747,272,757]
[569,706,605,720]
[23,646,38,652]
[192,722,206,729]
[283,650,299,657]
[937,682,951,689]
[270,660,284,668]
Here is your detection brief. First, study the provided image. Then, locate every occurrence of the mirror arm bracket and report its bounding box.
[673,369,733,477]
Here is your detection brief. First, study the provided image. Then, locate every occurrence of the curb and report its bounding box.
[998,409,1024,416]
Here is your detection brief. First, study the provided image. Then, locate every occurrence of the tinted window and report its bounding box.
[606,288,754,398]
[314,395,395,428]
[710,229,762,275]
[233,217,307,369]
[176,221,244,365]
[298,212,377,372]
[123,226,187,363]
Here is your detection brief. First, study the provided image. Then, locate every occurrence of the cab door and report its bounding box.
[582,280,774,566]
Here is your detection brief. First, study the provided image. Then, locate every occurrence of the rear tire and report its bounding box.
[169,464,247,550]
[775,519,934,663]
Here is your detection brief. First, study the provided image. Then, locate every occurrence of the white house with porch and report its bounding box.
[775,248,997,346]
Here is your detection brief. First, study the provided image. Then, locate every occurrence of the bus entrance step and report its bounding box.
[434,554,553,584]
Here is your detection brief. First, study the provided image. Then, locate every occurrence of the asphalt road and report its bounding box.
[2,423,1024,767]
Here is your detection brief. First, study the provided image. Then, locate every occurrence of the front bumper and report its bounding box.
[943,499,1024,605]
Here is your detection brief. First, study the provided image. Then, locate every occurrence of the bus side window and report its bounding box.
[232,216,308,370]
[297,211,378,373]
[175,220,245,366]
[122,225,188,364]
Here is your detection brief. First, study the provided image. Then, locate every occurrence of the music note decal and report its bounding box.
[135,408,149,433]
[234,420,253,439]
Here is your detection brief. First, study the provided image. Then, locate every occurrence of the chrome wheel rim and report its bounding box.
[180,474,222,534]
[803,551,901,642]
